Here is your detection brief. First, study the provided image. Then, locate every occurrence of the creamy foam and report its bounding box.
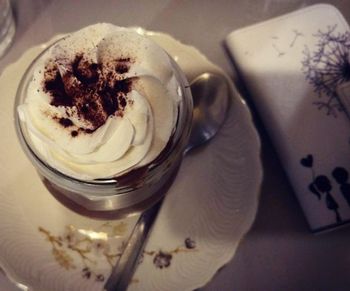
[18,24,182,180]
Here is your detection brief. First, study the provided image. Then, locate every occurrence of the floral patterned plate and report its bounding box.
[0,28,262,291]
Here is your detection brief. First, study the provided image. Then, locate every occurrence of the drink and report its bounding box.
[15,24,193,217]
[0,0,15,58]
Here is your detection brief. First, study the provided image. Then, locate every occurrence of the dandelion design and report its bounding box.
[271,29,304,57]
[39,222,128,282]
[290,29,304,48]
[272,43,285,57]
[302,25,350,117]
[300,154,350,223]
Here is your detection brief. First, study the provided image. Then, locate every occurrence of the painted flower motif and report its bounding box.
[82,267,92,279]
[113,222,127,237]
[96,274,105,282]
[153,251,172,269]
[52,248,75,270]
[91,239,110,255]
[39,223,128,284]
[184,238,196,249]
[82,267,105,282]
[141,238,197,270]
[62,225,83,246]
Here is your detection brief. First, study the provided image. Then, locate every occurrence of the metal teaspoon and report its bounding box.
[104,72,229,291]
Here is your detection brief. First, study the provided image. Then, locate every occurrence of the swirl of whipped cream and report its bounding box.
[18,24,183,180]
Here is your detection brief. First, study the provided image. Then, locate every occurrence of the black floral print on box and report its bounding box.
[300,154,350,223]
[332,167,350,207]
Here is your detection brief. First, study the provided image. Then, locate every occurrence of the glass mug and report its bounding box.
[0,0,15,58]
[15,39,193,219]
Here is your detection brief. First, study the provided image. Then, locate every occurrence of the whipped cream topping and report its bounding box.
[18,24,183,180]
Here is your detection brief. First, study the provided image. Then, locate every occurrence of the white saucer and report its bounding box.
[0,28,262,291]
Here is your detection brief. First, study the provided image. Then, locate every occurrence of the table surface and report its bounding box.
[1,1,350,290]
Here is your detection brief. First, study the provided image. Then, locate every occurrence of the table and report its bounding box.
[1,1,350,290]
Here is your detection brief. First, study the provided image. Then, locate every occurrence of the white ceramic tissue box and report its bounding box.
[226,4,350,232]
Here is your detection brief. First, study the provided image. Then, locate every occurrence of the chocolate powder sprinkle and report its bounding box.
[71,130,78,137]
[116,57,131,62]
[119,96,127,108]
[59,117,74,127]
[44,70,73,107]
[72,54,100,85]
[43,54,135,133]
[115,63,129,74]
[115,58,132,74]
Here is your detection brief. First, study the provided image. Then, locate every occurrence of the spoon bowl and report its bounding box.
[186,72,229,153]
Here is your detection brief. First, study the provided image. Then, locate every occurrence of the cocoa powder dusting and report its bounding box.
[44,70,73,107]
[59,117,74,127]
[119,96,127,108]
[71,130,78,137]
[43,54,135,133]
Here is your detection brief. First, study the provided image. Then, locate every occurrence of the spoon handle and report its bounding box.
[104,201,162,291]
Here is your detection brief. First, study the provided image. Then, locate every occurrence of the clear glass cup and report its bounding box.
[0,0,15,58]
[15,39,193,219]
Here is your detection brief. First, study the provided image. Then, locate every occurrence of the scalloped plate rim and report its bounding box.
[0,27,263,291]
